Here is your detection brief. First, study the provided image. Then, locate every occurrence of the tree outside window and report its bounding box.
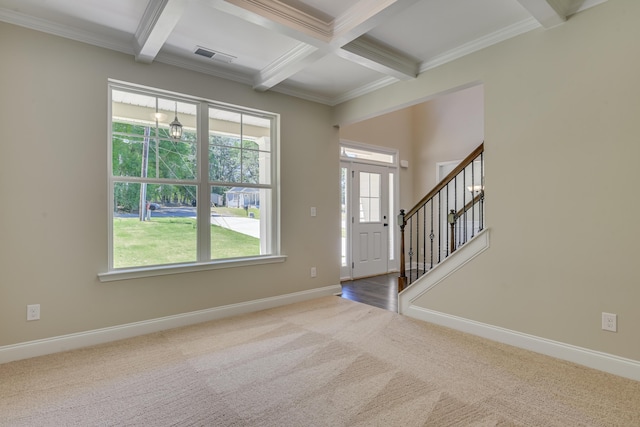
[109,86,277,271]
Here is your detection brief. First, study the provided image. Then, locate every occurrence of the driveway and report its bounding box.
[211,215,260,238]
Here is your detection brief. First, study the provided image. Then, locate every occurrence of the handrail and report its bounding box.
[457,190,483,218]
[405,143,484,219]
[398,142,484,292]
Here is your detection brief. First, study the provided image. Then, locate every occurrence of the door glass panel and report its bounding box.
[341,167,348,267]
[341,146,394,164]
[359,171,381,223]
[389,172,394,261]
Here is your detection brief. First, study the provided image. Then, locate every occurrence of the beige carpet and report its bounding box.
[1,296,639,426]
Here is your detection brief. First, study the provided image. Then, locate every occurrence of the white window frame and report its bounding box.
[99,81,284,282]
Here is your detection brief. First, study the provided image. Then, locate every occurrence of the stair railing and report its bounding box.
[398,143,484,292]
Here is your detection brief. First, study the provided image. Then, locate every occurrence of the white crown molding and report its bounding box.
[154,52,255,87]
[0,284,342,365]
[330,76,398,106]
[419,18,542,74]
[332,18,543,106]
[268,84,336,105]
[0,8,134,56]
[0,5,565,108]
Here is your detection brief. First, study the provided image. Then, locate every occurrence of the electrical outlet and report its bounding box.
[602,312,617,332]
[27,304,40,321]
[311,267,317,278]
[310,207,317,217]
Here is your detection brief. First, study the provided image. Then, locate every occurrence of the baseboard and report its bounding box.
[0,284,342,365]
[404,305,640,382]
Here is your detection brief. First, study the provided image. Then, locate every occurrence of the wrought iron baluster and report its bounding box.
[446,182,450,257]
[438,191,442,264]
[480,152,484,231]
[471,157,475,238]
[396,143,483,293]
[454,175,458,250]
[416,208,420,278]
[429,198,434,270]
[408,217,413,284]
[463,166,467,246]
[422,203,426,275]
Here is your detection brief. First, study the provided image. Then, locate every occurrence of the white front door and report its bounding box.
[351,164,389,278]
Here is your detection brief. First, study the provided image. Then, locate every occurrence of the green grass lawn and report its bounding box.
[113,217,259,268]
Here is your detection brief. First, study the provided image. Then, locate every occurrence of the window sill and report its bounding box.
[98,255,287,282]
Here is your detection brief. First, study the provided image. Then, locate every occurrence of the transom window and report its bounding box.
[105,83,279,276]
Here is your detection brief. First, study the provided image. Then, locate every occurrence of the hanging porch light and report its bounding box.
[169,101,183,140]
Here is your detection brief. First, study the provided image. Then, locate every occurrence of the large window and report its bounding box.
[104,83,279,278]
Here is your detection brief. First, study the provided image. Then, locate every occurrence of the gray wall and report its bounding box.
[334,0,640,361]
[0,22,340,347]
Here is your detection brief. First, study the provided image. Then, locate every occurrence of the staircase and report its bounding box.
[398,143,486,293]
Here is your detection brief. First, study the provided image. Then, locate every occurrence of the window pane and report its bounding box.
[360,173,370,197]
[209,107,271,185]
[110,85,277,272]
[113,182,197,268]
[389,172,395,261]
[112,94,198,181]
[242,140,259,150]
[209,145,241,182]
[210,108,242,140]
[112,135,146,177]
[210,133,241,148]
[112,121,154,137]
[341,146,394,164]
[151,138,197,180]
[210,186,262,260]
[242,149,260,184]
[359,171,381,223]
[370,198,381,222]
[370,173,381,197]
[341,167,348,267]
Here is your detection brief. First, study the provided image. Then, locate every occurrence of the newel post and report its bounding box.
[398,209,407,292]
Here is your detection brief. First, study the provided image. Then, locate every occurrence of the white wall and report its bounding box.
[339,86,483,219]
[333,0,640,362]
[339,108,414,213]
[0,22,340,348]
[412,85,484,201]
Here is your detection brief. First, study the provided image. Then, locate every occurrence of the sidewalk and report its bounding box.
[211,215,260,238]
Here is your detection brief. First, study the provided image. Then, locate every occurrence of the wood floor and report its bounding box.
[340,273,398,312]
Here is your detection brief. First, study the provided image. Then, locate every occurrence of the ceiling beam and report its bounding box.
[516,0,568,28]
[211,0,332,46]
[253,43,326,91]
[233,0,421,91]
[338,36,418,80]
[331,0,421,46]
[134,0,188,63]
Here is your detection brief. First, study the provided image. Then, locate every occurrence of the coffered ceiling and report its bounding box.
[0,0,605,105]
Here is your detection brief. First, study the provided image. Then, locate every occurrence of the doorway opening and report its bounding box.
[340,142,398,280]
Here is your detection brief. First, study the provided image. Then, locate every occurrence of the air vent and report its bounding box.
[194,46,236,64]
